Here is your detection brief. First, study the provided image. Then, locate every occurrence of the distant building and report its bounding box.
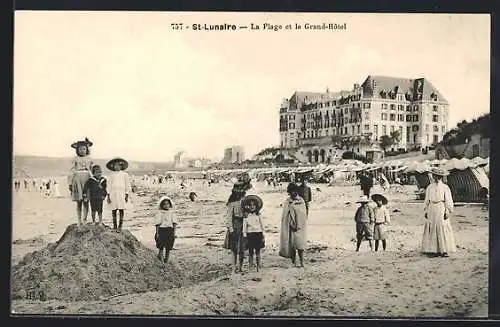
[174,151,187,169]
[279,75,450,163]
[222,146,245,164]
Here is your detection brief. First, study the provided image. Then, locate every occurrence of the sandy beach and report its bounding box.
[10,177,488,317]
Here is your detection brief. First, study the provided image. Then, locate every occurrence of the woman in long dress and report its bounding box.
[53,180,62,198]
[421,167,456,257]
[279,182,308,267]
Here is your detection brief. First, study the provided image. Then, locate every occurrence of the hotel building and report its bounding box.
[279,75,449,163]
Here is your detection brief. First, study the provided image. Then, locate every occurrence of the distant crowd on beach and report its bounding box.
[13,177,62,198]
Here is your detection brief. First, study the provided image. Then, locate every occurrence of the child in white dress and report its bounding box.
[106,158,132,230]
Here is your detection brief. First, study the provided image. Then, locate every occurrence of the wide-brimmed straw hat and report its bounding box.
[241,195,263,211]
[71,137,93,149]
[157,195,174,209]
[371,193,388,205]
[106,157,129,171]
[430,167,449,177]
[356,195,370,203]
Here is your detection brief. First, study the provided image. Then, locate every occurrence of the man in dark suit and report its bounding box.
[297,177,312,217]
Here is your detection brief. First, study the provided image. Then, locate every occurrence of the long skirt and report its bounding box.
[71,171,91,201]
[421,202,456,253]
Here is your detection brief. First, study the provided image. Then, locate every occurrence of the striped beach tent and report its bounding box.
[443,158,489,203]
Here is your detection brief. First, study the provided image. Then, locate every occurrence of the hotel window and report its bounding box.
[412,125,419,132]
[399,126,403,135]
[414,134,417,143]
[381,113,387,120]
[398,105,404,111]
[381,103,388,109]
[406,115,412,122]
[390,114,396,121]
[398,95,404,101]
[426,134,429,142]
[345,127,348,134]
[413,105,419,111]
[363,103,371,109]
[374,125,378,133]
[407,126,411,142]
[364,124,370,131]
[326,102,330,107]
[442,125,445,133]
[406,105,411,112]
[433,135,439,144]
[433,105,438,112]
[382,125,387,135]
[433,125,439,132]
[344,108,348,114]
[413,115,419,122]
[364,111,370,120]
[432,115,439,122]
[426,124,429,132]
[390,104,396,110]
[352,126,355,134]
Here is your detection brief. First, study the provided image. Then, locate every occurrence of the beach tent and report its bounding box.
[405,161,432,190]
[442,158,489,203]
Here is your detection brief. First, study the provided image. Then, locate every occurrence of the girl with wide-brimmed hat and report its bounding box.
[223,181,247,273]
[279,183,308,267]
[421,167,456,257]
[154,196,178,264]
[371,193,391,251]
[106,157,132,230]
[68,137,94,226]
[241,194,265,272]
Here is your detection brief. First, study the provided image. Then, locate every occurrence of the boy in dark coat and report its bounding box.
[83,165,107,225]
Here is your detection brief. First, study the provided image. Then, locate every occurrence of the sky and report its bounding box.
[13,12,490,162]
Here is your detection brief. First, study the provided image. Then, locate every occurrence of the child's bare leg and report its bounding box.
[248,248,254,268]
[356,238,362,252]
[112,210,117,229]
[291,249,296,265]
[157,247,164,261]
[97,211,103,224]
[238,249,244,272]
[298,249,304,267]
[91,211,96,223]
[231,252,237,273]
[163,249,170,264]
[76,201,82,226]
[375,240,379,252]
[82,202,89,223]
[368,240,374,251]
[255,249,261,272]
[382,240,387,251]
[118,209,124,229]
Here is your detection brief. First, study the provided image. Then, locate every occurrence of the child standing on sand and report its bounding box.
[371,194,390,252]
[106,158,132,230]
[154,196,177,263]
[68,137,94,226]
[83,165,108,225]
[242,195,265,272]
[354,195,374,252]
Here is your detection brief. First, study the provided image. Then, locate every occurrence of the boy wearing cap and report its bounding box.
[242,195,265,272]
[83,165,107,225]
[354,195,375,252]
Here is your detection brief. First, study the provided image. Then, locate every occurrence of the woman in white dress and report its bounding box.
[53,179,62,197]
[421,167,456,257]
[106,158,132,230]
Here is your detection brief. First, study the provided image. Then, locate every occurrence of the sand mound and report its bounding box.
[11,224,185,301]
